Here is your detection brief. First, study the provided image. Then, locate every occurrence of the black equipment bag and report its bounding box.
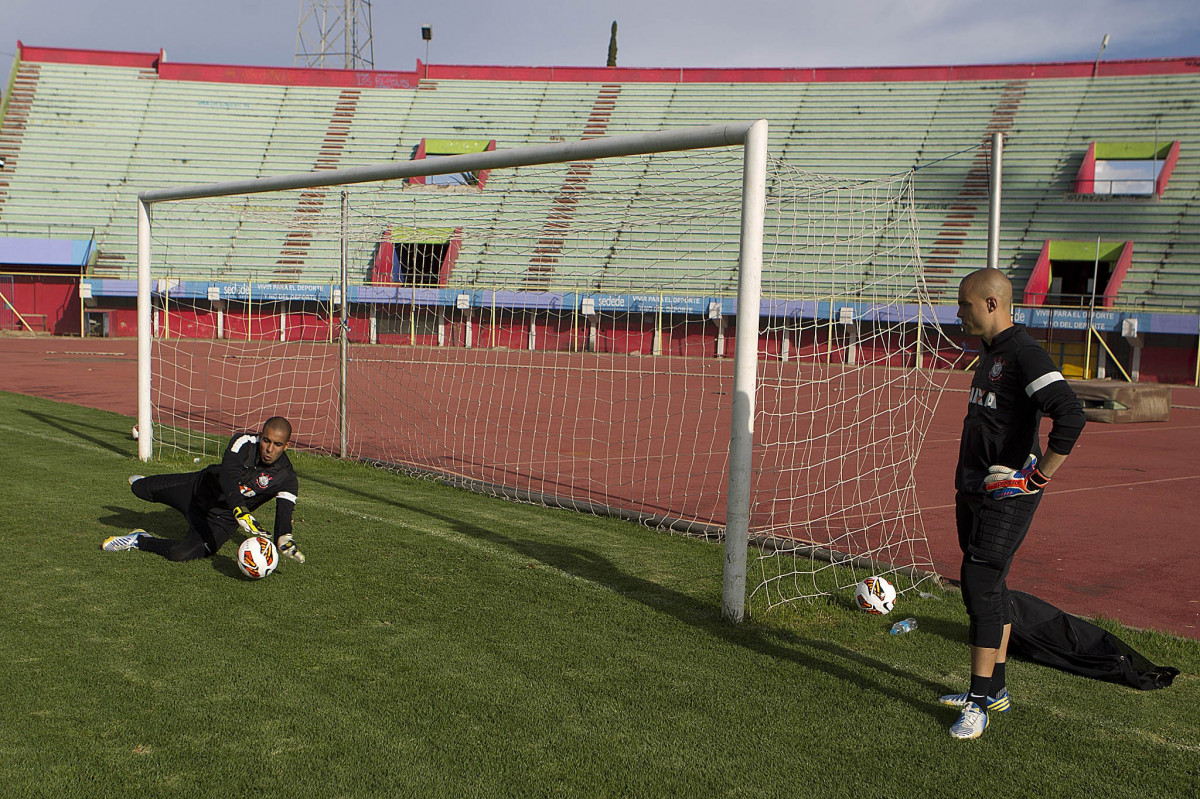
[1008,590,1179,690]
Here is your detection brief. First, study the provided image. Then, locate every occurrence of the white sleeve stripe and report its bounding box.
[277,491,298,504]
[1025,371,1065,397]
[231,434,257,453]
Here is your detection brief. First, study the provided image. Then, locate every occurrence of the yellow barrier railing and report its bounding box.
[0,289,37,333]
[1087,325,1133,382]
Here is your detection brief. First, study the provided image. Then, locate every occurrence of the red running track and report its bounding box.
[1,335,1197,639]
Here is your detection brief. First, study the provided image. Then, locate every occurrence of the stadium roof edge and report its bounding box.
[17,41,164,69]
[14,41,1200,88]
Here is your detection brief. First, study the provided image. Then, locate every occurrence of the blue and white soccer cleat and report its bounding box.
[949,701,989,740]
[102,529,147,552]
[938,687,1011,713]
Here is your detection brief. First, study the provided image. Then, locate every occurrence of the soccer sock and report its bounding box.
[990,661,1007,696]
[968,673,991,710]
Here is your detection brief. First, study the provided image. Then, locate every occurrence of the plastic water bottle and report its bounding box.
[889,617,918,636]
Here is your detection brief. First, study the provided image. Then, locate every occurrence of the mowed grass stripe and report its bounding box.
[0,390,1197,799]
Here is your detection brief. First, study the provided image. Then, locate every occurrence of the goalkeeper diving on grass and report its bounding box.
[102,416,304,565]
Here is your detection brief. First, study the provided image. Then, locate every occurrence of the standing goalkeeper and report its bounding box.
[102,416,305,565]
[940,268,1085,740]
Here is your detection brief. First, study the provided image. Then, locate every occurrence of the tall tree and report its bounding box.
[607,21,618,67]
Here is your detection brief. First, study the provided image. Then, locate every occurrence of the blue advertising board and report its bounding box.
[80,279,1200,338]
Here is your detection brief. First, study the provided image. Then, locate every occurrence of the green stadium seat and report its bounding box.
[2,55,1199,306]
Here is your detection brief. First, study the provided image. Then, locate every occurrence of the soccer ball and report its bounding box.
[236,535,279,580]
[854,576,897,615]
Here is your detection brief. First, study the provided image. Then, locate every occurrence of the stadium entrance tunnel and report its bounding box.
[1024,241,1132,308]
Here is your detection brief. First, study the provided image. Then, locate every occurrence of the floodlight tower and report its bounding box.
[295,0,375,69]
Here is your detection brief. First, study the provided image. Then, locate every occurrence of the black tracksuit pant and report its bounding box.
[130,472,236,561]
[956,490,1043,649]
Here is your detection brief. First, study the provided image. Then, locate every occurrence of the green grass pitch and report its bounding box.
[1,390,1197,798]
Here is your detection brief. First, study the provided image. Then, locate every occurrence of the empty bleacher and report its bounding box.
[2,46,1199,308]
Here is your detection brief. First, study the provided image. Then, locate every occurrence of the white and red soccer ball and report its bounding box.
[854,576,897,615]
[237,535,279,580]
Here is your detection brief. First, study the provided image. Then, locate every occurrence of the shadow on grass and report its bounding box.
[306,471,957,721]
[209,552,245,579]
[911,613,969,646]
[100,504,183,536]
[21,407,130,457]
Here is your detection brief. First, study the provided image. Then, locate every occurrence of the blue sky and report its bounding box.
[3,0,1198,73]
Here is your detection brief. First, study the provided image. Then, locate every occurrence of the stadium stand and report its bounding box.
[1,44,1199,363]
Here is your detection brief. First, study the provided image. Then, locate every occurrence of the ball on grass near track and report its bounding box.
[237,536,279,580]
[854,576,897,615]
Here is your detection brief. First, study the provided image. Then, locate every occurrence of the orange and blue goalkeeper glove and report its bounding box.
[983,454,1050,499]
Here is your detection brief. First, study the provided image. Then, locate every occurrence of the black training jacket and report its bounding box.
[955,324,1086,494]
[193,432,300,538]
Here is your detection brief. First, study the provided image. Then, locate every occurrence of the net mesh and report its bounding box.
[148,148,955,607]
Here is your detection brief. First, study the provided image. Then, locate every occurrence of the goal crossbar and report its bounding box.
[137,122,760,205]
[136,120,768,622]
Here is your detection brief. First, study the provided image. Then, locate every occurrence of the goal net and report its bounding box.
[141,126,954,612]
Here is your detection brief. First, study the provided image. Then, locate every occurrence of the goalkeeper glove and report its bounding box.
[233,506,263,535]
[983,454,1050,499]
[277,534,306,564]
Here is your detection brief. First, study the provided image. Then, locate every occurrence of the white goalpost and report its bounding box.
[136,120,952,621]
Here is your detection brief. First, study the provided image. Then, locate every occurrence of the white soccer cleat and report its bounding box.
[949,701,989,740]
[128,475,145,486]
[102,529,147,552]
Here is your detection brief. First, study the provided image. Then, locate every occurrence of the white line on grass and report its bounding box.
[1045,704,1200,754]
[307,493,596,588]
[0,422,128,458]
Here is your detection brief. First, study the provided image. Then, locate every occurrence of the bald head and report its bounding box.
[957,268,1014,343]
[960,268,1013,308]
